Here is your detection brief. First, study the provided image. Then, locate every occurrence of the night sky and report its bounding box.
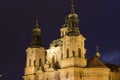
[0,0,120,80]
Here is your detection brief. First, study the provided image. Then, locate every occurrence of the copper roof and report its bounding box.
[86,56,107,68]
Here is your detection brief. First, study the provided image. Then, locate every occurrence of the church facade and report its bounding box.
[23,3,120,80]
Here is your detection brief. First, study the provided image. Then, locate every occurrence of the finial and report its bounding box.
[96,44,101,58]
[96,44,99,52]
[33,16,41,32]
[35,16,39,28]
[71,0,74,8]
[71,0,75,13]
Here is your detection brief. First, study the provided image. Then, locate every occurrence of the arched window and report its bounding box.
[39,58,42,66]
[76,22,78,27]
[52,55,55,64]
[67,48,69,58]
[78,48,81,58]
[72,22,74,27]
[45,51,47,63]
[34,60,36,66]
[29,59,31,66]
[72,51,75,57]
[65,31,67,35]
[61,53,63,59]
[62,32,64,37]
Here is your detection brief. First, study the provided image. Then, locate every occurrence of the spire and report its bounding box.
[30,16,42,48]
[35,16,39,28]
[67,0,80,36]
[95,44,101,58]
[61,16,68,28]
[71,0,75,13]
[96,44,99,52]
[33,16,41,32]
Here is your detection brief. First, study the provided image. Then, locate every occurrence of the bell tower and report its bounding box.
[23,17,46,80]
[67,0,80,36]
[61,1,87,68]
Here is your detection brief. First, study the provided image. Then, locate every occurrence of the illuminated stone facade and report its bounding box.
[23,3,120,80]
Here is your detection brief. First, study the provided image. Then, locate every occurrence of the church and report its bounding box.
[23,2,120,80]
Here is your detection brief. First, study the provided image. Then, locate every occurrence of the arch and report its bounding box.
[78,48,81,58]
[66,48,69,58]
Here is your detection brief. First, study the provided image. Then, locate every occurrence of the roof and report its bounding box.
[86,56,107,68]
[50,39,63,47]
[105,63,120,72]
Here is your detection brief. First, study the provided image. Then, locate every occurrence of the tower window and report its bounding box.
[78,48,81,58]
[66,72,69,78]
[72,51,75,57]
[34,60,36,66]
[62,32,64,37]
[76,22,78,27]
[29,59,31,66]
[39,58,42,66]
[65,31,67,35]
[52,55,55,64]
[61,53,63,59]
[72,22,74,27]
[67,48,69,58]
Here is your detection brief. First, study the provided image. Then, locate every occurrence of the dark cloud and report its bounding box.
[102,51,120,65]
